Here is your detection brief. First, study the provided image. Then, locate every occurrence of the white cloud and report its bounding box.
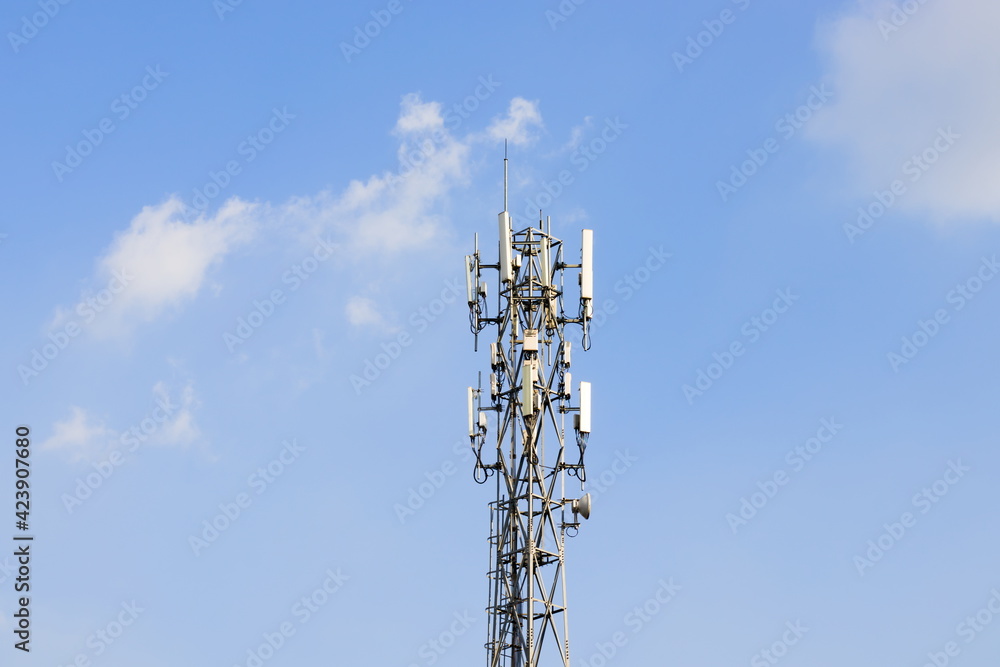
[43,381,203,464]
[312,327,330,360]
[345,296,388,329]
[487,97,544,146]
[558,206,589,225]
[151,381,201,447]
[50,93,544,338]
[101,198,257,323]
[271,94,547,331]
[41,407,109,462]
[394,93,445,134]
[808,0,1000,222]
[560,116,594,153]
[273,93,472,257]
[54,197,258,337]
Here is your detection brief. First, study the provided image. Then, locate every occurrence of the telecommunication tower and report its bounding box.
[465,150,595,667]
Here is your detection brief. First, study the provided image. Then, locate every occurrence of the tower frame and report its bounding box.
[466,155,594,667]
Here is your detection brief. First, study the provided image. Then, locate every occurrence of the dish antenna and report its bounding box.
[572,492,592,520]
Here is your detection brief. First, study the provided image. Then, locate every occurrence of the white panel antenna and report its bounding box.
[578,381,591,434]
[540,235,551,288]
[467,386,475,437]
[521,360,534,416]
[465,255,477,305]
[499,212,513,283]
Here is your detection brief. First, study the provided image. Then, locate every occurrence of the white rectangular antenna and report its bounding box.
[465,255,476,305]
[563,372,572,399]
[490,372,498,400]
[563,341,572,368]
[578,381,591,433]
[499,212,513,283]
[490,342,500,369]
[521,361,534,416]
[467,387,475,436]
[581,229,593,300]
[540,236,551,288]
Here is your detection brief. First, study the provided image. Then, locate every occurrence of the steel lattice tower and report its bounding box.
[465,153,594,667]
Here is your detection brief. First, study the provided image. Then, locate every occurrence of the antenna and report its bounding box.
[520,360,535,416]
[467,386,476,437]
[503,139,508,212]
[580,229,594,349]
[581,229,594,301]
[498,211,513,283]
[540,233,551,288]
[464,151,596,667]
[578,381,591,433]
[465,255,476,305]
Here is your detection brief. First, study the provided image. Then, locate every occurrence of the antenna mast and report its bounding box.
[504,139,508,211]
[465,151,595,667]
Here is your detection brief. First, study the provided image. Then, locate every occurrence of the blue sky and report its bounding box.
[3,0,1000,665]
